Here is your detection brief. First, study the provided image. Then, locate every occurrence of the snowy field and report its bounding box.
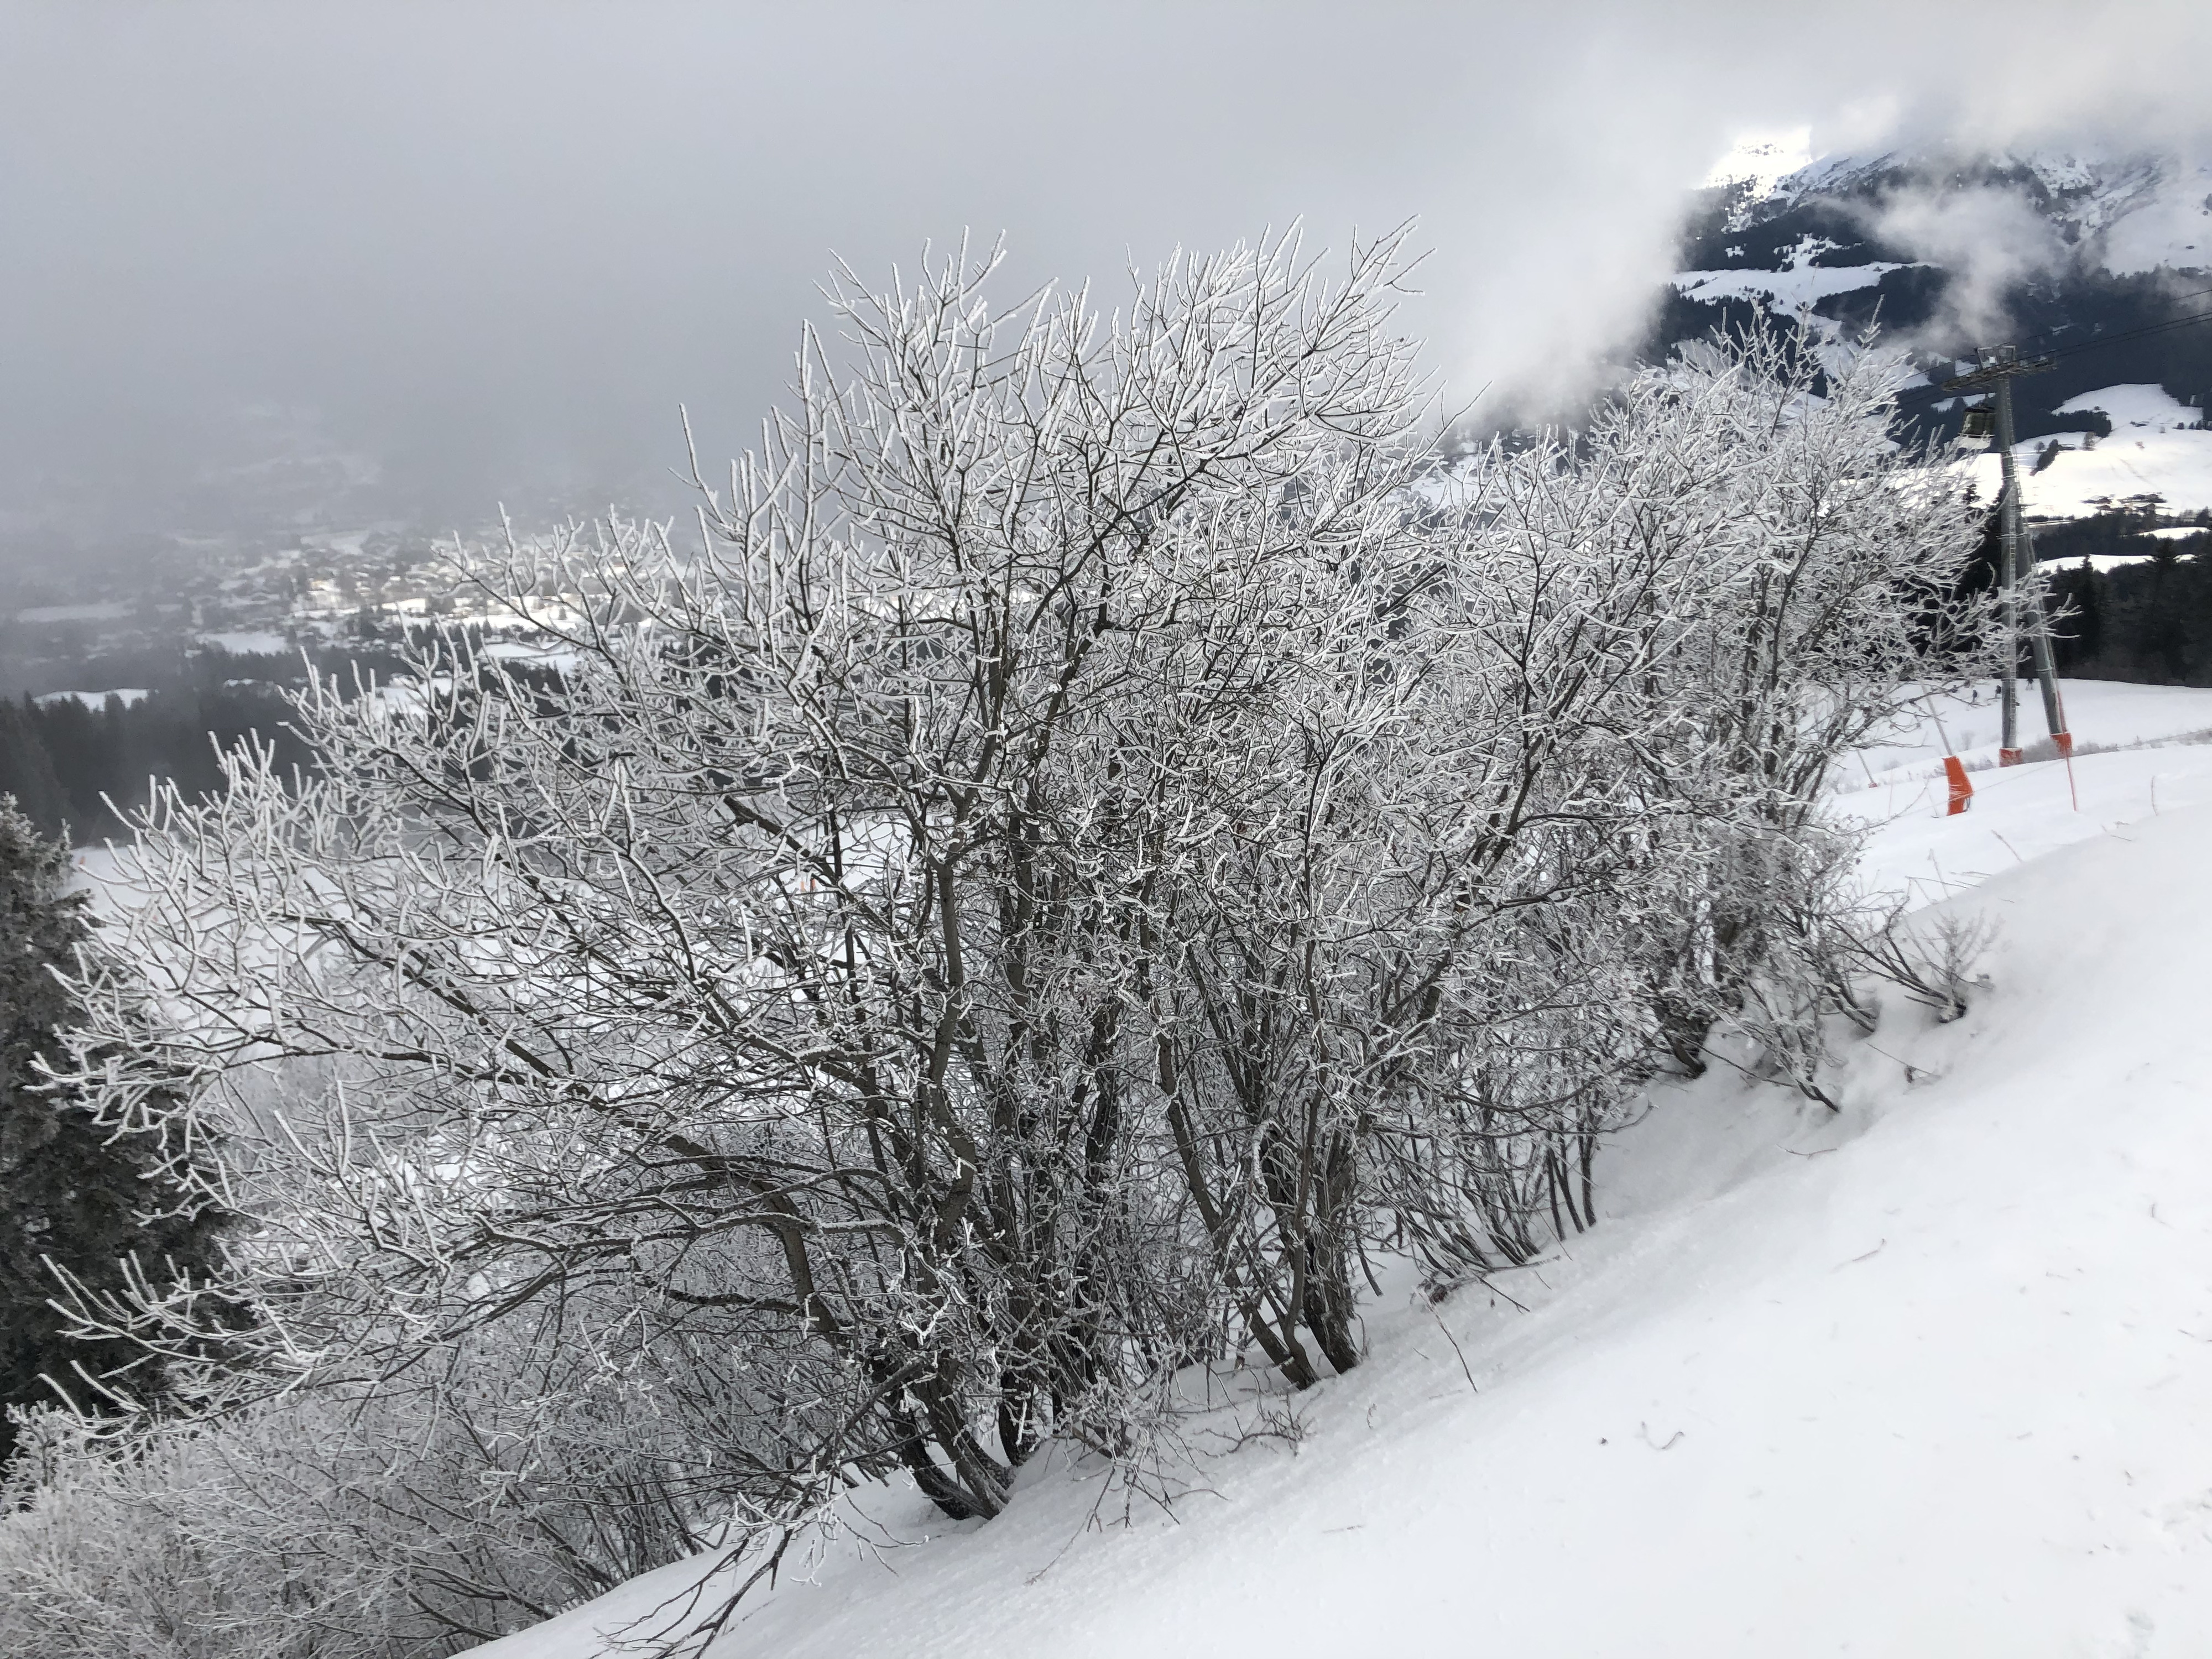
[1841,679,2212,906]
[462,680,2212,1659]
[197,630,293,655]
[1963,384,2212,519]
[33,687,150,711]
[1670,258,1915,310]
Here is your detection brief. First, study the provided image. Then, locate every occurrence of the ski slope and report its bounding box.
[1840,679,2212,906]
[469,682,2212,1659]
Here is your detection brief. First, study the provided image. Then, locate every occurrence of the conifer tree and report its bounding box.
[0,797,225,1463]
[0,703,67,841]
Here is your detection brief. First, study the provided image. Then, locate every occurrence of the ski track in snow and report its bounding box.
[465,681,2212,1659]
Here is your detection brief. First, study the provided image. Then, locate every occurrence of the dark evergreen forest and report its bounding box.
[0,636,458,845]
[0,804,232,1461]
[2033,519,2212,685]
[0,682,316,844]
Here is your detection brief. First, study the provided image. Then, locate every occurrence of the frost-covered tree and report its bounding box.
[1583,333,2000,1086]
[0,1315,754,1659]
[38,239,1990,1655]
[59,232,1444,1527]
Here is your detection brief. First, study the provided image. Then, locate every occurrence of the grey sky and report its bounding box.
[4,1,2209,545]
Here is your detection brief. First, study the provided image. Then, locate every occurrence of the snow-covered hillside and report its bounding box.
[1756,150,2212,278]
[1669,144,2212,515]
[463,681,2212,1659]
[1671,247,1918,313]
[1959,384,2212,520]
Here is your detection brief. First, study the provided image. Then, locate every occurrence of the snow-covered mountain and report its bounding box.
[1750,149,2212,275]
[1663,147,2212,515]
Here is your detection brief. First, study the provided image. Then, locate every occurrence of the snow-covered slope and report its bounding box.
[1839,679,2212,911]
[1671,253,1917,312]
[469,685,2212,1659]
[1962,385,2212,519]
[1754,150,2212,277]
[1668,145,2212,515]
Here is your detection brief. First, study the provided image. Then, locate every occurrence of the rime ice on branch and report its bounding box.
[48,236,1992,1641]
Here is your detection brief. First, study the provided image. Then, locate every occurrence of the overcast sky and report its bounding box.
[4,0,2209,546]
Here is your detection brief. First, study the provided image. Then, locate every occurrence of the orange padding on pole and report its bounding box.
[2052,731,2074,759]
[1999,747,2025,768]
[1944,755,1973,816]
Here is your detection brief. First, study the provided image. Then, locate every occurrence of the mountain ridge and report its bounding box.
[1661,143,2212,514]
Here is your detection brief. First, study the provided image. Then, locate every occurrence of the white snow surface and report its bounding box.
[2054,384,2203,434]
[481,639,583,674]
[1963,384,2212,517]
[463,682,2212,1659]
[33,688,150,710]
[1849,678,2212,782]
[197,630,293,655]
[1760,150,2212,275]
[1837,680,2212,909]
[2095,159,2212,274]
[1670,260,1911,311]
[1703,128,1814,196]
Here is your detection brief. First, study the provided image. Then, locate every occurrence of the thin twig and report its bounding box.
[1423,1295,1480,1396]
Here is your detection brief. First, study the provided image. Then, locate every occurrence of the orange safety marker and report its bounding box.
[1998,747,2024,767]
[1944,754,1974,816]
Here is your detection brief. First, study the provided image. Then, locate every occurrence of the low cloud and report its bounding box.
[1864,180,2075,348]
[3,1,2211,556]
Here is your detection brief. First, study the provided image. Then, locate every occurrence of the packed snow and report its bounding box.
[1837,680,2212,909]
[1850,678,2212,781]
[462,679,2212,1659]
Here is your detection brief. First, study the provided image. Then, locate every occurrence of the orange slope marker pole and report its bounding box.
[1944,754,1974,817]
[2052,680,2079,811]
[1924,697,1973,817]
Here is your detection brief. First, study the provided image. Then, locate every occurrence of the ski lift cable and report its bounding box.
[1995,277,2212,353]
[1913,291,2212,403]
